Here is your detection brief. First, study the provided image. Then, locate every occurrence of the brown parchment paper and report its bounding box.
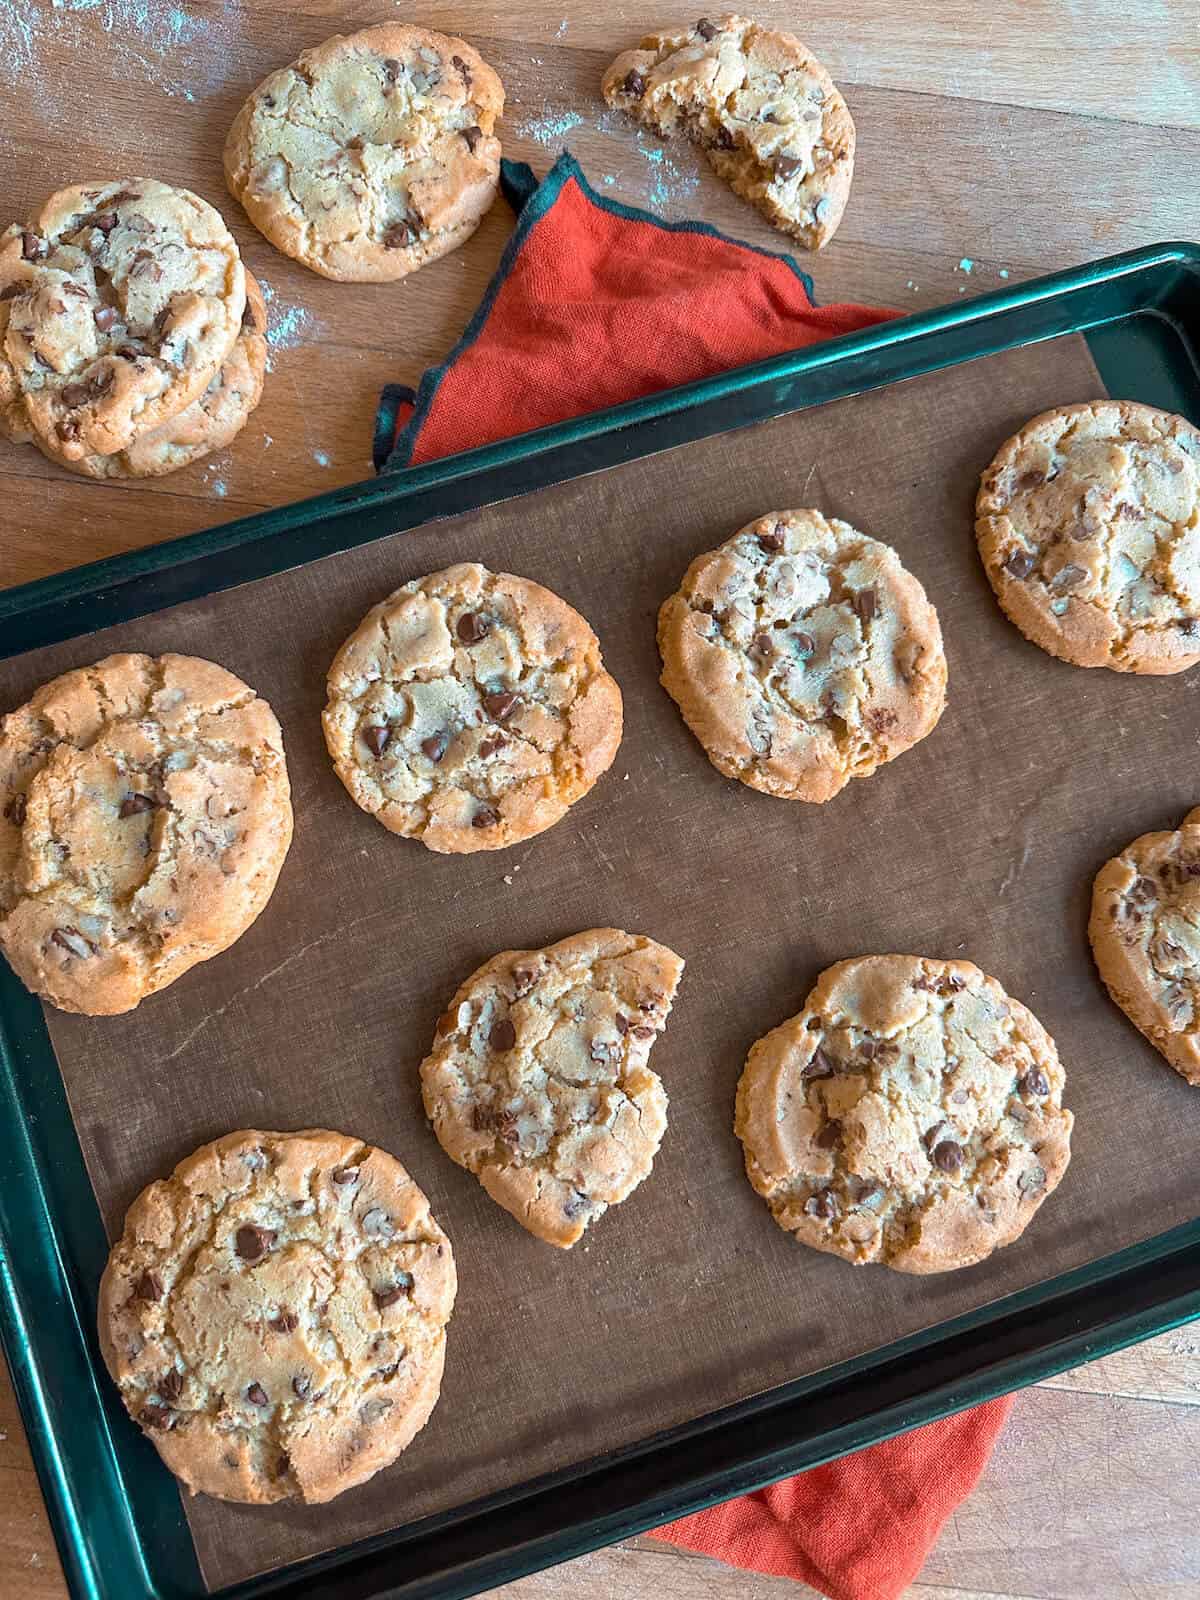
[4,336,1199,1591]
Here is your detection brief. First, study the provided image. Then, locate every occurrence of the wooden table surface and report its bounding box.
[1,2,1198,1596]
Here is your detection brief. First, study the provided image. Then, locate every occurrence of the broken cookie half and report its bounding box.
[602,14,854,250]
[420,929,684,1246]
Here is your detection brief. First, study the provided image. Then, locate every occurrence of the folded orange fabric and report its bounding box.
[374,150,1013,1600]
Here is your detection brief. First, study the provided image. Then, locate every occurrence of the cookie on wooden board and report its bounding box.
[421,929,684,1246]
[1090,806,1200,1085]
[736,955,1073,1273]
[3,180,245,462]
[224,23,504,282]
[44,271,268,480]
[602,14,854,249]
[0,652,292,1015]
[976,400,1200,673]
[658,509,946,801]
[323,562,622,853]
[98,1128,456,1504]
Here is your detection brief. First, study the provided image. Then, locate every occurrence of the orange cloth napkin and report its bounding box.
[375,151,1015,1600]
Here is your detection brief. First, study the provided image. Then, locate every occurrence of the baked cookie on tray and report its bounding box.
[0,653,292,1015]
[658,509,947,801]
[1090,807,1200,1086]
[421,929,684,1246]
[98,1128,456,1505]
[602,14,854,249]
[323,563,622,853]
[3,180,246,462]
[976,400,1200,673]
[44,270,268,480]
[735,955,1073,1274]
[224,23,504,282]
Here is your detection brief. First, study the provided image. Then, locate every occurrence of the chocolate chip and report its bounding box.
[757,527,784,553]
[1020,1068,1050,1097]
[631,1024,655,1040]
[51,927,91,958]
[0,283,19,301]
[381,56,402,82]
[270,1453,290,1480]
[119,791,156,817]
[931,1139,964,1173]
[1004,549,1035,579]
[21,232,45,261]
[3,792,26,826]
[1054,563,1087,590]
[331,1165,359,1186]
[478,735,506,760]
[131,249,161,281]
[815,1119,841,1150]
[483,690,518,721]
[854,587,876,622]
[94,306,119,332]
[462,125,483,153]
[159,1369,183,1402]
[362,723,391,757]
[292,1374,317,1400]
[374,1274,413,1309]
[452,54,472,85]
[1167,456,1185,475]
[138,1404,174,1431]
[751,632,773,658]
[774,155,803,182]
[805,1188,838,1219]
[246,1382,269,1406]
[623,68,647,97]
[383,219,418,249]
[241,298,260,333]
[472,805,500,829]
[563,1191,589,1220]
[489,1017,517,1051]
[420,731,448,762]
[512,964,537,996]
[792,630,816,660]
[60,381,91,408]
[132,1269,163,1302]
[235,1224,276,1262]
[1130,875,1157,903]
[695,17,719,38]
[456,611,490,644]
[802,1047,835,1080]
[712,124,735,150]
[269,1310,299,1333]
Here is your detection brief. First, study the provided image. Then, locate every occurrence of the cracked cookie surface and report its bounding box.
[736,956,1073,1273]
[0,652,293,1015]
[224,23,504,282]
[323,563,622,853]
[658,509,947,802]
[98,1128,456,1505]
[4,180,245,462]
[976,400,1200,673]
[420,929,683,1247]
[601,14,854,250]
[45,270,267,481]
[1090,806,1200,1085]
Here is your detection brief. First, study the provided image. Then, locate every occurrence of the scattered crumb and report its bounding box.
[517,109,584,146]
[313,449,330,468]
[529,56,544,65]
[601,174,616,187]
[623,772,630,781]
[957,257,974,273]
[555,17,568,37]
[905,279,918,291]
[211,478,227,497]
[262,433,274,448]
[998,268,1010,279]
[503,873,513,885]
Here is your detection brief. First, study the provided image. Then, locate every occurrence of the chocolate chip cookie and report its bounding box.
[224,24,504,282]
[1090,807,1200,1085]
[658,509,947,802]
[98,1128,456,1505]
[0,224,35,444]
[976,400,1200,673]
[602,14,854,249]
[323,563,623,853]
[4,180,246,462]
[47,271,267,480]
[736,955,1073,1273]
[421,929,684,1247]
[0,653,292,1015]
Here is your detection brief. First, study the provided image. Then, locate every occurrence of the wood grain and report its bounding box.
[0,1,1198,1597]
